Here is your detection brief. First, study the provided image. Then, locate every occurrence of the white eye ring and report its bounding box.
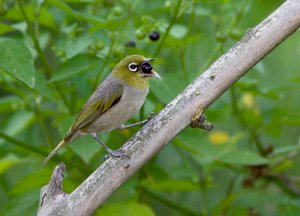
[128,63,139,72]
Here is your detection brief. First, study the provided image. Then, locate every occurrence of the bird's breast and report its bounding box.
[85,86,149,133]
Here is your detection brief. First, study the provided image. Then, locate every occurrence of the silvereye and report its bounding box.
[43,55,161,164]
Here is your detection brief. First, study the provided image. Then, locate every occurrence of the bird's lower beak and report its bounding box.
[148,70,162,80]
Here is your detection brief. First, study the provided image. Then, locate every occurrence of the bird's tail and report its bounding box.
[43,139,67,165]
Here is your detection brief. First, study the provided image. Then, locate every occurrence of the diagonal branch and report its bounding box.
[38,0,300,215]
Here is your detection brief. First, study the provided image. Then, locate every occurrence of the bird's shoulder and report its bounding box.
[67,76,124,135]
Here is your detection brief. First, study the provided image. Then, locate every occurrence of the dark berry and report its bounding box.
[125,40,136,48]
[149,31,160,41]
[142,62,152,74]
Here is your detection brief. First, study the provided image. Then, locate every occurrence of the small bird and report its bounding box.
[43,55,161,164]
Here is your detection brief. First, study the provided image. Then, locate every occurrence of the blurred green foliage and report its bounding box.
[0,0,300,215]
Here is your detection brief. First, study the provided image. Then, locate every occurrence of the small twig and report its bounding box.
[38,163,68,216]
[140,187,202,216]
[153,0,183,56]
[190,112,214,131]
[264,174,300,198]
[230,87,265,155]
[17,0,73,113]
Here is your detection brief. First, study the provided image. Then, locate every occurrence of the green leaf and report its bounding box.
[10,169,52,195]
[0,96,21,113]
[5,190,39,216]
[65,35,95,59]
[271,144,300,157]
[33,72,56,99]
[0,23,14,35]
[46,0,80,20]
[49,55,100,82]
[219,151,268,165]
[0,155,19,175]
[3,110,35,136]
[141,179,200,192]
[194,6,212,16]
[0,38,35,87]
[5,5,55,30]
[289,76,300,83]
[212,193,241,216]
[95,202,155,216]
[170,24,188,39]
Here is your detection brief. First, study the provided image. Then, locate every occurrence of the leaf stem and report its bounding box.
[230,87,265,155]
[153,0,183,56]
[92,43,114,90]
[172,143,211,215]
[140,186,202,216]
[199,0,251,74]
[17,0,73,113]
[0,132,48,156]
[0,132,92,172]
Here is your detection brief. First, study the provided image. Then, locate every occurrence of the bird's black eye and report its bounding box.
[141,62,152,74]
[128,63,138,72]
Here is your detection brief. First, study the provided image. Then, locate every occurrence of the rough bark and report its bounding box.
[38,0,300,215]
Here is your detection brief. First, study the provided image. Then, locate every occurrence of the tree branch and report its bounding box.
[38,0,300,215]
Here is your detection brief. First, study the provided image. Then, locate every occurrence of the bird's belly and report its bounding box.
[85,86,148,134]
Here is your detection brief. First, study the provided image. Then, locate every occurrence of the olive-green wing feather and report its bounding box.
[43,78,123,165]
[68,83,124,133]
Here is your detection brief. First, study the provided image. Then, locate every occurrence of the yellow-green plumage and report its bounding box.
[112,55,149,90]
[43,55,161,165]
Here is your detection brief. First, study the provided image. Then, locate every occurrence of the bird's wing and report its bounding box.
[68,82,124,133]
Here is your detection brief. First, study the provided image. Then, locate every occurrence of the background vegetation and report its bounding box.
[0,0,300,215]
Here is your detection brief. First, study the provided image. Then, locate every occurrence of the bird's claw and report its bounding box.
[146,112,157,122]
[104,149,128,160]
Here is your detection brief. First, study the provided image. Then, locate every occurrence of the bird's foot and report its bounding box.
[104,149,128,160]
[146,112,157,122]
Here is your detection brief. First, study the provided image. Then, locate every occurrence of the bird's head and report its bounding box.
[112,55,161,89]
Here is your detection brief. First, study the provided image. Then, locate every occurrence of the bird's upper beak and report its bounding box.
[145,58,157,62]
[144,58,162,80]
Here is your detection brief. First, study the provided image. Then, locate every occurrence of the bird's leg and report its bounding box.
[119,120,148,129]
[119,112,156,129]
[91,133,126,157]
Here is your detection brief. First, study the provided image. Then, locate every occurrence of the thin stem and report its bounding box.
[17,0,72,113]
[199,0,251,74]
[230,87,265,155]
[93,41,114,89]
[0,132,48,156]
[187,0,197,35]
[0,132,93,172]
[172,142,211,215]
[140,187,202,216]
[199,44,222,74]
[220,175,239,215]
[17,0,50,76]
[178,47,188,81]
[32,100,55,147]
[153,0,183,56]
[264,175,300,198]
